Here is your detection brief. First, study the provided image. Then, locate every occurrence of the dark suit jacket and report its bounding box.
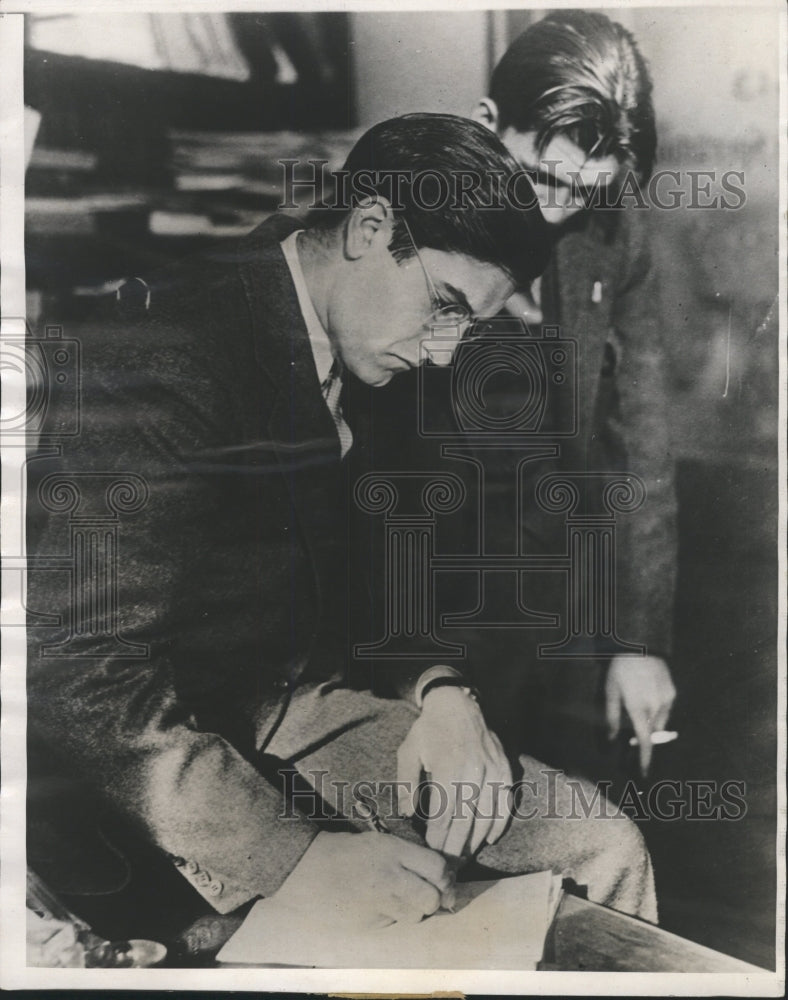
[27,214,351,913]
[549,208,677,656]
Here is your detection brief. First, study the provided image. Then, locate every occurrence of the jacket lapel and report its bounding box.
[554,214,618,457]
[236,216,344,603]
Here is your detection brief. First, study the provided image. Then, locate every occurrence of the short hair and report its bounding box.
[490,10,656,182]
[308,113,550,288]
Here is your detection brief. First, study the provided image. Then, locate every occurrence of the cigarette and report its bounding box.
[629,730,678,747]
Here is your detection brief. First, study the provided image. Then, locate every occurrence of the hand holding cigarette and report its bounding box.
[606,656,677,775]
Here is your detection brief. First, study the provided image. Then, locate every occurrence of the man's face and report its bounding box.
[330,235,514,387]
[499,129,621,226]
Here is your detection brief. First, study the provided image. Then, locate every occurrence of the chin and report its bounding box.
[356,368,394,388]
[544,207,584,227]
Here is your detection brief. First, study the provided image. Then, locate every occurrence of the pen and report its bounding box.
[354,793,391,835]
[353,793,456,912]
[628,730,679,747]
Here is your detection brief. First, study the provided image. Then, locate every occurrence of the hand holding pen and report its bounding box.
[275,822,455,930]
[354,793,457,913]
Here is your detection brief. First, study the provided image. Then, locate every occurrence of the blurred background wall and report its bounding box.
[352,6,778,137]
[350,10,490,123]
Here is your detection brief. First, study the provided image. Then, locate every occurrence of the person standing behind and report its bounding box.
[472,10,677,776]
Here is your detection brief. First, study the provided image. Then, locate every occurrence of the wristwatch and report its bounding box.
[414,665,479,710]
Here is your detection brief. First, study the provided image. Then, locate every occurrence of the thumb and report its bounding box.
[396,732,423,817]
[605,674,622,740]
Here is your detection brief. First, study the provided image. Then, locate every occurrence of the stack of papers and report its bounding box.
[218,870,563,970]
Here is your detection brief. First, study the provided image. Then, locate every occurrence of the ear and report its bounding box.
[472,97,499,132]
[344,196,393,260]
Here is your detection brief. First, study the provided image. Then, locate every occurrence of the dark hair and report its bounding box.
[490,11,656,181]
[308,113,550,287]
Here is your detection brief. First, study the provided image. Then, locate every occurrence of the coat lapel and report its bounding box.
[554,214,618,457]
[236,216,344,605]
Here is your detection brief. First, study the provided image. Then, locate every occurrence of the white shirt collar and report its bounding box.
[280,229,335,386]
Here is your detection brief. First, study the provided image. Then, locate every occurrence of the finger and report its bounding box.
[471,730,512,853]
[441,771,482,858]
[468,747,501,854]
[439,881,458,913]
[368,910,397,930]
[440,806,474,859]
[396,872,442,920]
[487,729,508,763]
[487,781,513,845]
[469,786,495,856]
[476,734,512,848]
[637,734,653,777]
[654,701,672,734]
[395,837,452,893]
[424,778,454,854]
[486,730,513,788]
[396,736,422,817]
[605,675,623,740]
[468,767,494,855]
[631,710,654,775]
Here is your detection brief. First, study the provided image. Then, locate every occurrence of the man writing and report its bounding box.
[28,114,655,936]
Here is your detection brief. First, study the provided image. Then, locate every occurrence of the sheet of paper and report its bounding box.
[217,870,563,970]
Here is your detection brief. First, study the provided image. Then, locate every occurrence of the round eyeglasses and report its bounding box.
[399,217,472,333]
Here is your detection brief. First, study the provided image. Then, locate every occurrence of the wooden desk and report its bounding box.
[544,893,768,973]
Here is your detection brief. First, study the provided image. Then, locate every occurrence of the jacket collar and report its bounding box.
[234,215,339,453]
[235,215,343,596]
[235,214,318,385]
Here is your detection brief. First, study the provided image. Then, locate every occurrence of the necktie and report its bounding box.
[321,361,353,458]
